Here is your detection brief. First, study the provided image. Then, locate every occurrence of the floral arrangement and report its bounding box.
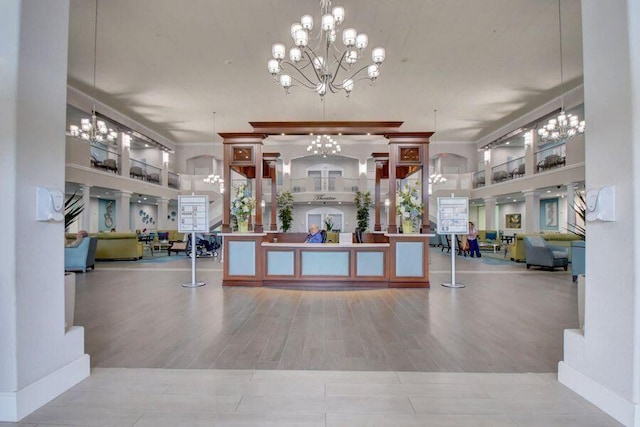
[396,182,423,220]
[324,215,334,231]
[231,183,255,222]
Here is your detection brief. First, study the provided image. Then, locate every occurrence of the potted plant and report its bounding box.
[396,182,423,233]
[231,183,255,233]
[354,190,373,231]
[65,190,84,231]
[276,190,294,232]
[324,215,334,232]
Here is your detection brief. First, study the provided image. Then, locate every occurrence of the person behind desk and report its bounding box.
[305,224,323,243]
[66,230,88,248]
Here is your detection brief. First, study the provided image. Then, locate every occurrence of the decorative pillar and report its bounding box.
[484,196,497,230]
[115,191,132,232]
[522,190,540,233]
[385,132,433,234]
[158,197,170,230]
[372,154,388,232]
[263,153,280,232]
[220,133,266,233]
[80,184,91,231]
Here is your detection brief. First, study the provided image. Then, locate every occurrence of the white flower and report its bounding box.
[402,212,410,219]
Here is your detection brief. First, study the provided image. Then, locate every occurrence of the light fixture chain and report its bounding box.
[93,0,99,106]
[558,0,564,110]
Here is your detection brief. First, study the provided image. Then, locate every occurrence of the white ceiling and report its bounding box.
[67,0,584,145]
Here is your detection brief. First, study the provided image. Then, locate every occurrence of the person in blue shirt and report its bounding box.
[305,224,323,243]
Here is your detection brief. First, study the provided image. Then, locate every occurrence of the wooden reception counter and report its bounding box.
[221,232,431,288]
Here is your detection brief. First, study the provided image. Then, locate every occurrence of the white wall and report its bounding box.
[290,155,359,179]
[498,202,525,233]
[130,203,159,231]
[1,1,88,421]
[559,1,640,426]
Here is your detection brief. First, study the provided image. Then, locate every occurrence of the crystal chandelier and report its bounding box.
[537,0,585,144]
[267,0,386,97]
[306,134,341,157]
[68,0,118,145]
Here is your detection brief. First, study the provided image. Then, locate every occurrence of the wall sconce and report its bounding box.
[123,134,131,149]
[261,200,266,211]
[523,130,533,148]
[483,149,491,164]
[283,163,291,175]
[359,162,368,175]
[162,151,169,164]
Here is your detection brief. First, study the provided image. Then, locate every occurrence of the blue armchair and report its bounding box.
[65,237,98,273]
[524,236,569,271]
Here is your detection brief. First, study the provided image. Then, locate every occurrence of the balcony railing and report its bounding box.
[535,142,566,173]
[130,158,162,185]
[291,177,360,193]
[90,144,120,174]
[491,157,526,183]
[168,171,179,189]
[472,171,485,188]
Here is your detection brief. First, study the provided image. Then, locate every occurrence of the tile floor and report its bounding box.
[2,368,621,426]
[1,248,622,426]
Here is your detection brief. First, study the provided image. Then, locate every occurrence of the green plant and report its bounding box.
[324,215,334,231]
[65,191,84,231]
[354,190,373,231]
[567,190,586,240]
[277,190,294,232]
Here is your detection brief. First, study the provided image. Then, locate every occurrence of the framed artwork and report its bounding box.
[505,213,521,229]
[540,198,559,230]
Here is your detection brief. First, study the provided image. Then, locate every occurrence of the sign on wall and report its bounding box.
[436,197,469,234]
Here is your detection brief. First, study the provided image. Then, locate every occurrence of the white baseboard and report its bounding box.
[559,361,640,426]
[0,354,90,422]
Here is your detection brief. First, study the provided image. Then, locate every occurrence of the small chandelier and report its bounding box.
[203,174,224,193]
[69,114,118,144]
[429,173,446,184]
[267,0,385,97]
[537,0,585,144]
[306,134,341,157]
[68,0,118,145]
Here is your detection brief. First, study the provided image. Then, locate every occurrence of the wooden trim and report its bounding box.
[249,121,404,135]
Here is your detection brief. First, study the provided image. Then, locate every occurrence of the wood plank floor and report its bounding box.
[75,249,579,372]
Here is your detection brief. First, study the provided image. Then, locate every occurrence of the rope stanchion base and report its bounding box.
[182,282,206,288]
[441,282,465,288]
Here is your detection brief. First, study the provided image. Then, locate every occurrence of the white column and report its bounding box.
[119,133,130,177]
[158,197,170,230]
[80,184,91,232]
[162,154,169,187]
[483,149,492,185]
[559,2,640,426]
[0,1,88,422]
[522,190,539,233]
[115,191,132,232]
[524,131,537,176]
[484,197,497,230]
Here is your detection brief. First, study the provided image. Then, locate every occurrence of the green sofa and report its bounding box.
[68,232,143,260]
[509,233,583,262]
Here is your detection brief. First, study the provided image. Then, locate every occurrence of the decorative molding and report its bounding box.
[0,351,89,422]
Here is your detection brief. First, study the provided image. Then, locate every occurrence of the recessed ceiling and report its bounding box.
[67,0,584,144]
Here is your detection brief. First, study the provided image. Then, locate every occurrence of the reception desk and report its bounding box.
[222,233,431,288]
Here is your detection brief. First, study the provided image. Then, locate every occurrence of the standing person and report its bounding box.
[467,221,481,258]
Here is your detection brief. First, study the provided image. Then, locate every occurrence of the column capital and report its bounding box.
[115,190,133,198]
[522,189,539,197]
[483,196,497,204]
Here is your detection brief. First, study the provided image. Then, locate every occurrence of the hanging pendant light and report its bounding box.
[537,0,585,143]
[68,0,118,145]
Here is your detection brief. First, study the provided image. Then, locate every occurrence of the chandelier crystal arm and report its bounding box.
[285,74,325,91]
